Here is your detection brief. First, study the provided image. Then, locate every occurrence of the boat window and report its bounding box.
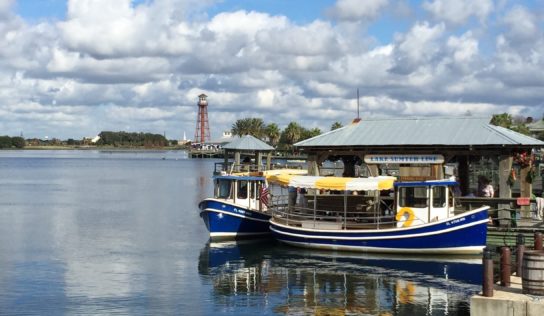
[399,186,428,208]
[432,186,446,208]
[237,180,248,199]
[249,181,256,199]
[216,179,232,199]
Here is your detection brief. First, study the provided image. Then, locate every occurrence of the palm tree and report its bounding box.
[248,118,265,139]
[301,127,321,141]
[265,123,280,146]
[282,122,302,148]
[231,118,265,138]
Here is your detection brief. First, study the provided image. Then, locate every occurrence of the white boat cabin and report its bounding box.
[394,180,457,228]
[213,175,268,211]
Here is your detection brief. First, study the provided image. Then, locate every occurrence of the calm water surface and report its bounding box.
[0,150,481,315]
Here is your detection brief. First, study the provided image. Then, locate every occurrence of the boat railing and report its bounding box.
[270,198,424,230]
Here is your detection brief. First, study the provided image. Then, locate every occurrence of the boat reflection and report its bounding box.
[198,240,480,315]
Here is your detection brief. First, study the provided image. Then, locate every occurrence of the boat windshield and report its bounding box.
[398,186,428,208]
[216,179,232,199]
[237,180,248,199]
[432,186,446,208]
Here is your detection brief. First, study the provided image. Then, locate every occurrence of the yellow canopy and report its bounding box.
[266,175,395,191]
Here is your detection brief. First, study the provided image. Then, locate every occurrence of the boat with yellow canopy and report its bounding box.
[266,174,488,254]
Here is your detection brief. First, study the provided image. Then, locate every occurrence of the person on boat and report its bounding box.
[299,188,308,208]
[288,186,297,210]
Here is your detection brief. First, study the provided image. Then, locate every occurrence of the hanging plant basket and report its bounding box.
[513,151,535,168]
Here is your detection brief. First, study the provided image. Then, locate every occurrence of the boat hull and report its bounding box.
[270,207,489,254]
[199,199,271,239]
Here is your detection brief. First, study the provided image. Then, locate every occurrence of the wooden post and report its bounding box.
[498,155,513,225]
[307,154,319,176]
[500,246,511,286]
[223,149,229,172]
[458,155,470,196]
[498,155,512,199]
[234,151,241,172]
[517,234,525,277]
[368,164,379,177]
[535,232,543,250]
[519,165,532,218]
[483,247,494,297]
[266,151,272,171]
[256,151,263,171]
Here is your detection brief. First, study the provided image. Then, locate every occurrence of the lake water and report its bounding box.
[0,150,481,315]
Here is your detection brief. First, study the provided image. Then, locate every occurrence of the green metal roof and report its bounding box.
[527,119,544,132]
[223,135,274,151]
[295,117,544,147]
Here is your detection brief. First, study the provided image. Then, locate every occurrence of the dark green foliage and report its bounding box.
[0,136,26,149]
[331,122,343,131]
[491,113,533,136]
[97,131,168,147]
[11,137,26,148]
[0,136,11,148]
[231,118,266,138]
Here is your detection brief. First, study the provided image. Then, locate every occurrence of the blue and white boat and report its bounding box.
[268,175,488,255]
[199,174,271,239]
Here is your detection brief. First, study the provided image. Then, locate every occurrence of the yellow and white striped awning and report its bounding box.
[266,175,395,191]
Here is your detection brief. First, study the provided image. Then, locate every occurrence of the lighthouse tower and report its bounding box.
[194,94,211,144]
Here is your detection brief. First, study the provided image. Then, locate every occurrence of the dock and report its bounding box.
[471,276,544,316]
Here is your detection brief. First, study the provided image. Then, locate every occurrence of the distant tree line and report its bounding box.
[0,136,25,149]
[231,118,343,151]
[97,131,168,147]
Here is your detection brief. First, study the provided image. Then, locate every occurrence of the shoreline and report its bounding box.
[1,146,188,151]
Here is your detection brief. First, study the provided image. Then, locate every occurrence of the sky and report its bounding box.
[1,0,544,140]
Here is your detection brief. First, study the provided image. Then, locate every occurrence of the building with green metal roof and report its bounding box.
[294,117,544,204]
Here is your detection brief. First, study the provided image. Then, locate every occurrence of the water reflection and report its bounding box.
[198,240,481,315]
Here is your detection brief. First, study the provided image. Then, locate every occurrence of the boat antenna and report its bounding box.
[353,88,361,123]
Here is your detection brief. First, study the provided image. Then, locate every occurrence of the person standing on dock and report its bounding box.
[478,176,494,197]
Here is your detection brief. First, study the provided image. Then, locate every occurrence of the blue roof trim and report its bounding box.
[394,180,458,187]
[213,175,266,181]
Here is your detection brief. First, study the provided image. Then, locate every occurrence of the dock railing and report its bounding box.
[457,197,539,227]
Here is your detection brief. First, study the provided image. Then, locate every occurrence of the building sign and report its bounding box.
[364,154,444,164]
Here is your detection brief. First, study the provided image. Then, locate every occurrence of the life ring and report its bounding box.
[395,207,415,227]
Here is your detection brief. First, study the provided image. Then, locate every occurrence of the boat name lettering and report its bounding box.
[445,217,465,226]
[233,208,247,215]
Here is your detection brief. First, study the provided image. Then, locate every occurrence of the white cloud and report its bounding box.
[502,5,540,43]
[327,0,389,22]
[390,22,445,74]
[58,0,197,58]
[423,0,494,25]
[0,1,543,139]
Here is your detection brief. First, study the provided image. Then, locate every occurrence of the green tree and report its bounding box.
[331,121,343,131]
[231,117,266,138]
[282,122,303,148]
[301,127,321,141]
[490,113,513,128]
[265,123,280,146]
[11,137,26,148]
[0,136,11,148]
[490,113,531,135]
